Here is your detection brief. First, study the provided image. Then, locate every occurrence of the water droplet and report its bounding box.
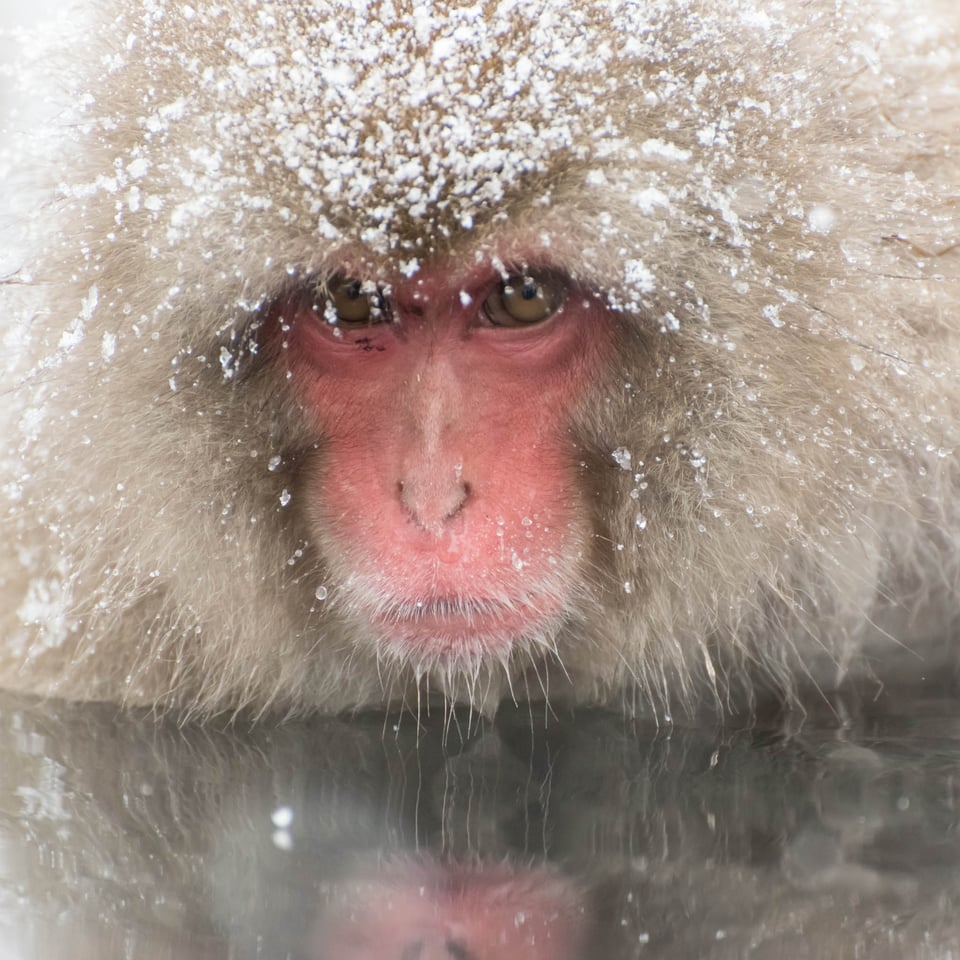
[806,204,836,234]
[272,830,293,851]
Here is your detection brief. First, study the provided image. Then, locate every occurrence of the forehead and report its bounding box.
[167,0,641,245]
[100,3,760,226]
[74,0,823,303]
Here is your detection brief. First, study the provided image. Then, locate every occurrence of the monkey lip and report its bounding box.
[372,596,558,653]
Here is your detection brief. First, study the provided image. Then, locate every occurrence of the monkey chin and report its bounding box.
[374,602,548,658]
[336,555,574,634]
[364,593,569,679]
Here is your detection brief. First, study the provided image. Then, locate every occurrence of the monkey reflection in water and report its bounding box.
[5,701,957,960]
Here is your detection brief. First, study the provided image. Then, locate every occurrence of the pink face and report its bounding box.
[274,258,615,662]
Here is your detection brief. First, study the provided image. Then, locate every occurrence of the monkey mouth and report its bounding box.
[369,595,561,656]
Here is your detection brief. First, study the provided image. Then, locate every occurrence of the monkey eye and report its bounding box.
[483,273,563,327]
[323,275,390,327]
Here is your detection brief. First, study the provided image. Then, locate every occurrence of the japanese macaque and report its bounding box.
[1,0,959,719]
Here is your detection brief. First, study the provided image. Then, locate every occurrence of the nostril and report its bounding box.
[443,479,469,520]
[398,474,470,530]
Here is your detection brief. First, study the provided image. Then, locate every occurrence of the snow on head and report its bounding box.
[30,0,949,348]
[56,0,816,287]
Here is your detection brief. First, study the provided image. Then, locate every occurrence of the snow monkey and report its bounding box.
[1,0,959,718]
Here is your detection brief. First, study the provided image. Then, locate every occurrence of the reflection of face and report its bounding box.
[310,859,585,960]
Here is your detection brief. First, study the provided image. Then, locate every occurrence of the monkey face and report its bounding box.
[266,260,616,671]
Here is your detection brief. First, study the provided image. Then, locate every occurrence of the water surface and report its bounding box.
[1,691,958,959]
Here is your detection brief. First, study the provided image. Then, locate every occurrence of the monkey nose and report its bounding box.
[398,474,470,536]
